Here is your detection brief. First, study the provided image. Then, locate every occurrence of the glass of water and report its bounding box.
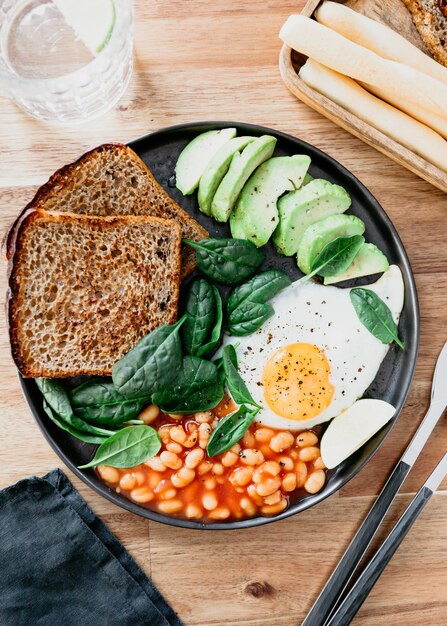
[0,0,133,123]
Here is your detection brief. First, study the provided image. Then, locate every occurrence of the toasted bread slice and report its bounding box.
[8,210,182,378]
[402,0,447,66]
[4,143,207,277]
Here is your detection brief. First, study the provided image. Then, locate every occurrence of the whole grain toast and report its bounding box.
[4,143,207,277]
[8,210,182,378]
[402,0,447,66]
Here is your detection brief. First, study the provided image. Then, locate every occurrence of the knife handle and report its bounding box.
[302,460,411,626]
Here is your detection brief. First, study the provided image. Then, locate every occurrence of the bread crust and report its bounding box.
[402,0,447,66]
[3,143,208,277]
[8,210,182,378]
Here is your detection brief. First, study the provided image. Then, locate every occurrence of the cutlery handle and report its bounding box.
[302,460,410,626]
[326,486,433,626]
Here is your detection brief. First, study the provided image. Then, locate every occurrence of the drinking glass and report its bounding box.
[0,0,133,123]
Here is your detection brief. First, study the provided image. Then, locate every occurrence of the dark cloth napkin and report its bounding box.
[0,469,183,626]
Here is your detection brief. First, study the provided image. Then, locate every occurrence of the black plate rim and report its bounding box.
[20,120,419,530]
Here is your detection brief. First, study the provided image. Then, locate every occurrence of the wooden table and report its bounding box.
[1,2,446,624]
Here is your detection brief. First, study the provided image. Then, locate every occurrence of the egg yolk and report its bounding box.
[262,343,334,421]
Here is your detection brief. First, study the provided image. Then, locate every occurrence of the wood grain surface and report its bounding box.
[1,2,446,624]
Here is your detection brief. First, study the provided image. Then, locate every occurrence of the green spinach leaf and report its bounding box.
[225,270,291,336]
[70,378,149,426]
[350,288,405,349]
[182,279,216,355]
[207,405,258,457]
[42,401,108,445]
[36,378,115,437]
[183,238,264,284]
[196,286,223,358]
[112,316,185,397]
[152,356,225,414]
[300,235,365,282]
[79,425,161,469]
[223,345,260,409]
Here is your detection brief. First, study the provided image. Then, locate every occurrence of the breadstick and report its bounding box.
[316,1,447,86]
[299,59,447,173]
[280,15,447,119]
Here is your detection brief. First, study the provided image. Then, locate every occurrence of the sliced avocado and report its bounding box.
[197,136,256,215]
[211,135,277,222]
[273,179,351,256]
[175,128,236,195]
[324,243,389,285]
[298,213,365,274]
[229,155,311,246]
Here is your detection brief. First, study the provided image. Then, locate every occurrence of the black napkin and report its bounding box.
[0,469,183,626]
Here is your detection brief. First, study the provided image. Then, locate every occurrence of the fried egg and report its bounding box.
[221,265,404,430]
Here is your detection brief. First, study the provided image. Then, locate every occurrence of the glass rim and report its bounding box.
[0,0,133,93]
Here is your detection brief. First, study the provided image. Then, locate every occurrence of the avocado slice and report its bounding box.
[229,155,311,246]
[175,128,236,195]
[324,243,389,285]
[298,213,365,274]
[211,135,277,222]
[197,136,256,215]
[273,179,351,256]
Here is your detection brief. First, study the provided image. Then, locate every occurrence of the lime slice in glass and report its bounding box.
[54,0,116,55]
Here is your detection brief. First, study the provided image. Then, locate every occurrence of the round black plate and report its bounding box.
[20,122,419,530]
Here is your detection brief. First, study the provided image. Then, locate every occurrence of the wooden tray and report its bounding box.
[279,0,447,194]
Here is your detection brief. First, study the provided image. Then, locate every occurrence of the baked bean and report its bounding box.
[247,484,264,506]
[195,411,213,423]
[264,490,282,505]
[209,507,230,520]
[183,431,199,448]
[240,497,257,516]
[212,463,224,476]
[133,471,146,486]
[185,448,204,469]
[145,456,167,472]
[313,456,326,470]
[296,431,318,447]
[282,472,297,492]
[278,456,294,471]
[242,430,256,447]
[97,466,120,483]
[166,442,183,454]
[160,451,182,470]
[171,467,195,488]
[185,504,202,519]
[119,473,137,491]
[170,425,187,444]
[229,466,253,486]
[198,423,211,448]
[160,488,177,500]
[138,404,160,425]
[253,461,280,483]
[204,477,217,490]
[153,479,172,494]
[197,461,213,475]
[221,450,238,467]
[230,443,241,454]
[295,461,308,487]
[299,446,320,462]
[254,427,275,443]
[290,449,299,460]
[202,493,218,511]
[148,472,162,490]
[261,499,287,515]
[305,470,326,494]
[256,476,282,497]
[130,487,154,504]
[240,449,264,466]
[269,431,295,452]
[158,500,183,514]
[158,428,171,444]
[166,413,184,421]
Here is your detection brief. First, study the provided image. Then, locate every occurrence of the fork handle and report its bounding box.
[302,460,410,626]
[325,486,433,626]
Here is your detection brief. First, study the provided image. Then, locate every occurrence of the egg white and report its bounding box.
[221,265,404,430]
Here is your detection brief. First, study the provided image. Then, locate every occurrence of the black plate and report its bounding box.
[19,122,419,530]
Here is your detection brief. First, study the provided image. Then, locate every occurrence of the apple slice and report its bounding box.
[321,399,395,469]
[175,128,237,195]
